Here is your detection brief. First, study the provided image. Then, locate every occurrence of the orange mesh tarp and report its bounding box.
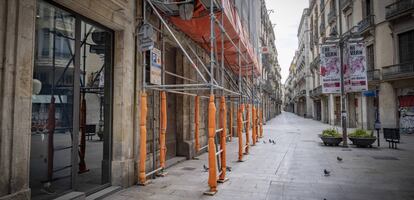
[169,0,260,76]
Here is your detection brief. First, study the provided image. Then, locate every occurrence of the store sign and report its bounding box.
[320,44,341,93]
[345,41,367,92]
[138,23,154,51]
[150,48,162,85]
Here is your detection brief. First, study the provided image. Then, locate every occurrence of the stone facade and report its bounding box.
[0,0,282,199]
[285,0,414,133]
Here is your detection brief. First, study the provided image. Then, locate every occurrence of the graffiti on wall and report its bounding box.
[400,107,414,134]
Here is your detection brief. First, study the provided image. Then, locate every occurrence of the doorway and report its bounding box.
[30,1,113,199]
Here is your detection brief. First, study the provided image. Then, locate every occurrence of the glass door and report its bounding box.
[31,1,113,199]
[76,20,112,193]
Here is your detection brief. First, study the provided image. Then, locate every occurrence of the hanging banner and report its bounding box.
[345,41,368,92]
[320,44,341,93]
[150,48,162,85]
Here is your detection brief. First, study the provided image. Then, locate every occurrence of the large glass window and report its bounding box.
[399,30,414,63]
[31,1,113,199]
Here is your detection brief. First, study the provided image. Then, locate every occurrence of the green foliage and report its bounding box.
[349,129,375,138]
[321,128,341,138]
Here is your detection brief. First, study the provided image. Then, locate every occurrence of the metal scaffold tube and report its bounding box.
[245,104,250,154]
[195,96,200,152]
[252,105,257,145]
[237,104,244,162]
[260,109,263,138]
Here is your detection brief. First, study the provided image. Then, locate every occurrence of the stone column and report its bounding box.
[329,94,335,125]
[0,0,36,199]
[379,82,398,128]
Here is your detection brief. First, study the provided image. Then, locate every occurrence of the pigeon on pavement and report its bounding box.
[337,156,343,162]
[203,164,209,172]
[324,169,330,176]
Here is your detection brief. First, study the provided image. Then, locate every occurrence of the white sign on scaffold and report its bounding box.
[150,48,162,85]
[320,44,341,93]
[345,41,367,92]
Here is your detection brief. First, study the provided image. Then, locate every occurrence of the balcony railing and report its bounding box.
[386,0,414,20]
[382,62,414,80]
[310,85,322,98]
[367,69,381,82]
[357,15,375,33]
[328,10,336,24]
[320,21,326,35]
[340,0,352,10]
[320,0,325,11]
[310,55,320,70]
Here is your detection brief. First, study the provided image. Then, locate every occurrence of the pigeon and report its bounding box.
[324,169,330,176]
[268,139,272,143]
[337,156,343,162]
[203,164,209,172]
[226,166,232,172]
[272,140,276,144]
[263,141,266,144]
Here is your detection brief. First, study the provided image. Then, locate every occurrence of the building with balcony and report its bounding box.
[287,0,414,133]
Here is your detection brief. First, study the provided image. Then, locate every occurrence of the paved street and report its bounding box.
[104,112,414,200]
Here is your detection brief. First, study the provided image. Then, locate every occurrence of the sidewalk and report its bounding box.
[104,112,414,200]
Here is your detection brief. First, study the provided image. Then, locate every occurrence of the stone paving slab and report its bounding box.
[104,112,414,200]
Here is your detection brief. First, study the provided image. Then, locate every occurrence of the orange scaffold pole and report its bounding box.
[260,109,263,138]
[245,104,250,154]
[252,106,257,145]
[195,96,200,152]
[219,97,228,182]
[237,104,244,162]
[229,102,233,141]
[160,91,167,169]
[206,94,217,194]
[138,92,148,185]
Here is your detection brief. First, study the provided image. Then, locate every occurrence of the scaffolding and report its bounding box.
[138,0,264,194]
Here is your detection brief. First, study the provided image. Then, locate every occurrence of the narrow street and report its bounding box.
[104,112,414,200]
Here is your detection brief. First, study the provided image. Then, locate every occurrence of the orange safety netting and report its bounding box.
[169,0,260,76]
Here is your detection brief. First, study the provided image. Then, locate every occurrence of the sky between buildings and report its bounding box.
[265,0,309,83]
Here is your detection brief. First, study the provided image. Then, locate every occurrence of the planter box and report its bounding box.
[320,136,343,146]
[349,137,377,147]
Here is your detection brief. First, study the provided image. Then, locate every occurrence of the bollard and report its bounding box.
[195,96,200,152]
[138,92,148,185]
[237,104,244,162]
[205,94,217,195]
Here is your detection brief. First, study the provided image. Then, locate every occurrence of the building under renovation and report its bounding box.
[0,0,282,199]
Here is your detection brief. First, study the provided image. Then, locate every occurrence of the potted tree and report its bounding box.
[348,129,377,148]
[320,128,343,146]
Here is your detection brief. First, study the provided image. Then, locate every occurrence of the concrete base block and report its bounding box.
[217,178,229,183]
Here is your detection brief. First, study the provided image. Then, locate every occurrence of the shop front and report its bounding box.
[30,1,114,199]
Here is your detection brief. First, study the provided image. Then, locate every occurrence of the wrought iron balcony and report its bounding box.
[382,62,414,80]
[367,69,381,82]
[340,0,352,10]
[310,85,322,98]
[357,15,375,34]
[310,55,320,70]
[328,9,336,24]
[386,0,414,20]
[320,0,325,11]
[320,21,326,36]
